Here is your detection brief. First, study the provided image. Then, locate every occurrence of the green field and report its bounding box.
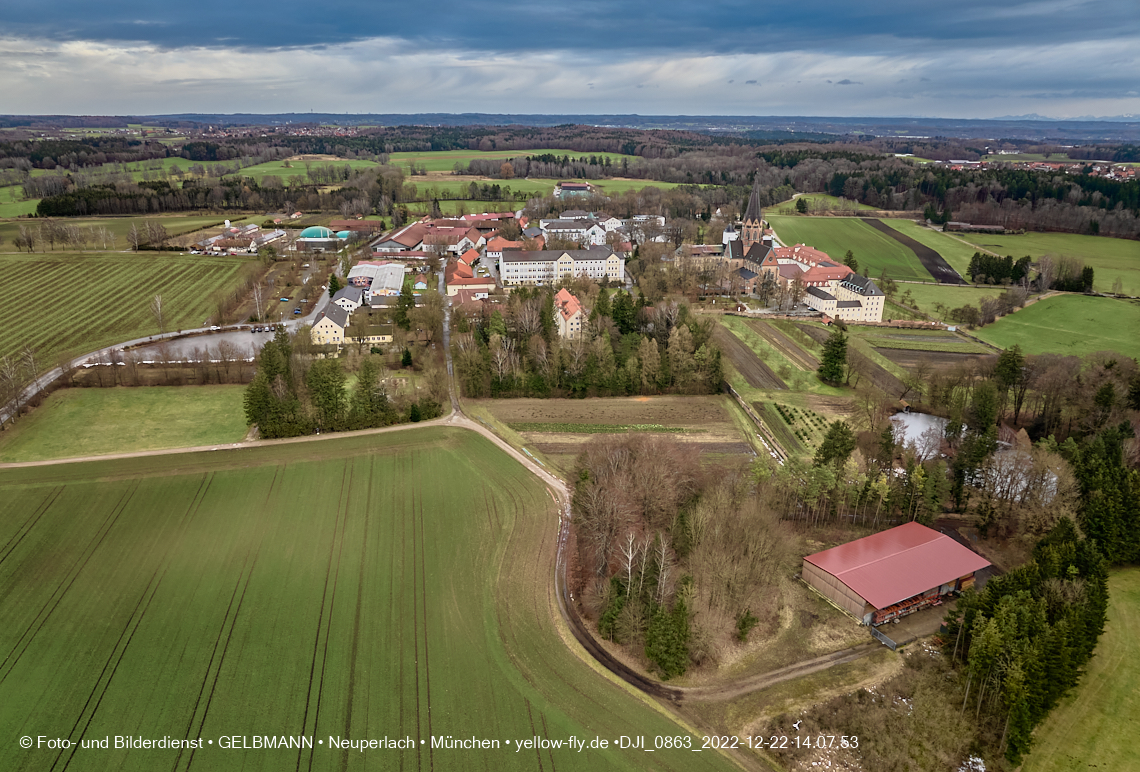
[403,177,554,200]
[389,148,638,173]
[952,231,1140,295]
[0,214,250,246]
[767,215,934,282]
[0,386,247,462]
[231,158,381,185]
[0,252,256,365]
[891,282,1008,321]
[0,185,38,218]
[767,194,876,214]
[975,295,1140,358]
[0,428,735,772]
[878,219,981,276]
[1022,569,1140,772]
[590,178,692,195]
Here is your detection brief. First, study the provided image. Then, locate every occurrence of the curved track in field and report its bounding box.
[864,219,965,284]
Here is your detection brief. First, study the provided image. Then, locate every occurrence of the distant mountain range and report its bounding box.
[3,113,1138,142]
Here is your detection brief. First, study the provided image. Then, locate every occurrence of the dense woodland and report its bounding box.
[243,327,445,438]
[452,284,723,399]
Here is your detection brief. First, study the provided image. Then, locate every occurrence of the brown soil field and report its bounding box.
[713,325,788,390]
[875,347,995,371]
[803,394,856,416]
[480,396,756,472]
[479,395,733,425]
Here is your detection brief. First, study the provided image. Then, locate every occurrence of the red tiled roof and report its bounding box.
[554,287,582,321]
[459,248,480,265]
[804,522,991,610]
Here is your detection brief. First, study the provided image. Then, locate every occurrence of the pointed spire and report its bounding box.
[744,179,763,224]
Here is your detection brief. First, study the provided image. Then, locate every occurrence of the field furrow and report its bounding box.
[0,429,739,772]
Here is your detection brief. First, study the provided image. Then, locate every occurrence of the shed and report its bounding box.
[802,522,991,625]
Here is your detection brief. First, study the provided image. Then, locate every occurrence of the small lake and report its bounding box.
[891,411,949,446]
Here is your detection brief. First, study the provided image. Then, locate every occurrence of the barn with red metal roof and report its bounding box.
[802,522,991,625]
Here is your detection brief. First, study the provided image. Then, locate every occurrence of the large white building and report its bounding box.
[802,273,886,322]
[347,262,407,303]
[539,219,607,246]
[499,248,625,287]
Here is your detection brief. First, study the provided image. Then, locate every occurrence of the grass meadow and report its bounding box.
[975,295,1140,359]
[952,231,1140,295]
[878,219,981,276]
[766,215,935,282]
[0,428,737,772]
[0,386,247,462]
[767,194,876,214]
[0,251,257,364]
[231,158,381,184]
[892,283,1009,320]
[1021,569,1140,772]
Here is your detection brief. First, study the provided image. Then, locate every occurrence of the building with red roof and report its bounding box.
[553,288,584,339]
[444,259,496,298]
[802,522,990,625]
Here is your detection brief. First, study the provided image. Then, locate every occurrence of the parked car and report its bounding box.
[280,297,289,302]
[294,308,302,315]
[210,325,221,331]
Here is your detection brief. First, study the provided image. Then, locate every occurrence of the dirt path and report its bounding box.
[747,319,818,371]
[864,219,964,284]
[713,325,788,390]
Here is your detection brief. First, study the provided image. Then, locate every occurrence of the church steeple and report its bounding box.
[742,179,763,251]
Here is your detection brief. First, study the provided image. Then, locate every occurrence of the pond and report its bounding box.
[890,411,949,446]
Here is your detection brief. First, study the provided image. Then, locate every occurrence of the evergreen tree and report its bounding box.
[611,291,636,334]
[817,328,847,384]
[395,283,414,330]
[813,420,856,470]
[328,274,342,296]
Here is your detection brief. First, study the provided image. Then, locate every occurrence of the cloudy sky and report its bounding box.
[2,1,1138,118]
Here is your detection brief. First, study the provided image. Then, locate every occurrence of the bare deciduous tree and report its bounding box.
[150,294,165,332]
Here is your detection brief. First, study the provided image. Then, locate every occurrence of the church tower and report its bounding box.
[741,180,763,252]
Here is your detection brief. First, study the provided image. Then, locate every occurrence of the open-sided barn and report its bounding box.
[802,522,991,625]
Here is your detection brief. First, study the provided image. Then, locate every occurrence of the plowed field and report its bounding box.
[0,429,737,772]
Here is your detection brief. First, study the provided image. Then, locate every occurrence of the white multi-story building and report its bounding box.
[802,273,886,322]
[499,248,625,287]
[539,219,607,246]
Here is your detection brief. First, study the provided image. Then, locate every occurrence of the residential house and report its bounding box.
[331,286,364,313]
[554,288,585,339]
[311,304,350,346]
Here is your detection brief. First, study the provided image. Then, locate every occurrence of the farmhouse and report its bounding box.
[499,248,624,287]
[311,304,350,346]
[331,286,364,313]
[802,522,991,626]
[553,288,585,339]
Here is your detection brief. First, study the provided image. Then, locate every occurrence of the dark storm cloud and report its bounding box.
[7,0,1137,54]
